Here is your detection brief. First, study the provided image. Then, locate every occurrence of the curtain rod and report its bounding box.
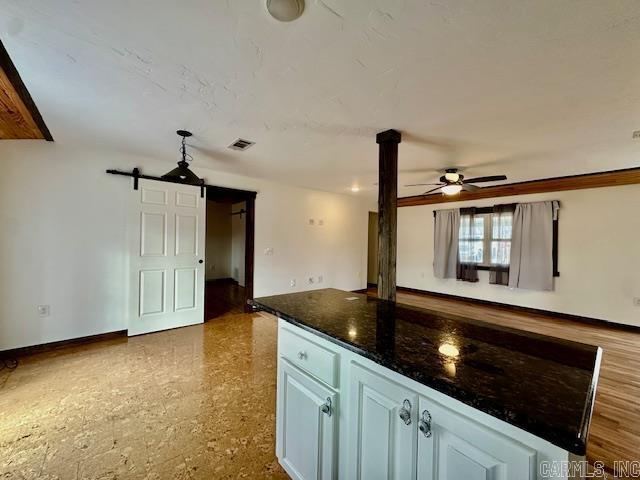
[432,201,561,217]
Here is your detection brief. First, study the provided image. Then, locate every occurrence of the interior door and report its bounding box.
[128,179,205,336]
[349,363,419,480]
[276,359,337,480]
[416,396,536,480]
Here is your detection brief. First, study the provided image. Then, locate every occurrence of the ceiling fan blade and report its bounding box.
[404,183,444,187]
[422,186,444,196]
[462,175,507,183]
[461,183,479,192]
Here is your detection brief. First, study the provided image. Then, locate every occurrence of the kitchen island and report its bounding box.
[252,288,602,480]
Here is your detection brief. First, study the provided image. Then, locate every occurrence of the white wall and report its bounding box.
[0,141,368,350]
[397,186,640,326]
[205,201,232,281]
[231,201,246,287]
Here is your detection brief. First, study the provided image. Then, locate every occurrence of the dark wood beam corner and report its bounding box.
[377,129,401,303]
[0,39,53,141]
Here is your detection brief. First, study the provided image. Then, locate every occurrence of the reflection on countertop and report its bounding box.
[252,288,602,455]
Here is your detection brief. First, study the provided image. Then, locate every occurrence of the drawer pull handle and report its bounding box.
[419,410,432,438]
[297,350,307,360]
[321,397,332,417]
[398,399,412,425]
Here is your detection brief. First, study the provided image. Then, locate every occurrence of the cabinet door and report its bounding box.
[416,396,536,480]
[276,359,337,480]
[349,363,419,480]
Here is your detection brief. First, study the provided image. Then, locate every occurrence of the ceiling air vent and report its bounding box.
[228,138,255,151]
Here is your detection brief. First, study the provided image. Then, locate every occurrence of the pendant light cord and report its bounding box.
[178,134,193,164]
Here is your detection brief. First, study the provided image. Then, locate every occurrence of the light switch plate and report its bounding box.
[37,305,50,317]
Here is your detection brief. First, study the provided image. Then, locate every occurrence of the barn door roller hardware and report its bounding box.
[106,168,207,198]
[106,130,206,197]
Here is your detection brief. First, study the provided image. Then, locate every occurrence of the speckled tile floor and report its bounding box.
[0,312,290,479]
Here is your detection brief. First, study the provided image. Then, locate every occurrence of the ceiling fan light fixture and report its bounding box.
[444,171,460,182]
[441,184,463,196]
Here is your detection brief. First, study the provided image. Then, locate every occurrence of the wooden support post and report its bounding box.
[376,129,401,302]
[244,195,256,313]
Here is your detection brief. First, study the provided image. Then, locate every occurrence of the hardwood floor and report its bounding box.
[377,288,640,477]
[1,287,636,479]
[204,279,245,321]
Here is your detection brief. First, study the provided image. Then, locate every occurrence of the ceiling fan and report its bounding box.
[405,168,507,196]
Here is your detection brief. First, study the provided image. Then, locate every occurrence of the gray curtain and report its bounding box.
[433,209,460,279]
[509,201,560,291]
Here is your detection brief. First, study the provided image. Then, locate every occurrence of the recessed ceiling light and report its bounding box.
[266,0,305,22]
[351,186,361,193]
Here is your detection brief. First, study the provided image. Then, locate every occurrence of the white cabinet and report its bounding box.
[416,396,536,480]
[348,363,419,480]
[276,358,337,480]
[276,320,573,480]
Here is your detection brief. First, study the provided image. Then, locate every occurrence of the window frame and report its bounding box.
[433,206,560,276]
[460,211,510,270]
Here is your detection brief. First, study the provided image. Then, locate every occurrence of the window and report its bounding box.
[490,211,512,265]
[458,215,486,264]
[459,211,513,267]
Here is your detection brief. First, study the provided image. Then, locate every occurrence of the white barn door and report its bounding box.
[128,179,205,336]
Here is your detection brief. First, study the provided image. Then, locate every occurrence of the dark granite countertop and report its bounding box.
[252,288,602,455]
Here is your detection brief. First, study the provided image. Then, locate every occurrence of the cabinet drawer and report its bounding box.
[279,325,339,387]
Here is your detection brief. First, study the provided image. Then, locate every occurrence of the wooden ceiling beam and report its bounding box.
[0,40,52,141]
[398,167,640,207]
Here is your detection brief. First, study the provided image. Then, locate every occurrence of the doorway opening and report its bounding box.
[367,211,378,289]
[204,185,256,321]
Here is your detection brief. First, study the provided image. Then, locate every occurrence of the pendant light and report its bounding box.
[162,130,202,184]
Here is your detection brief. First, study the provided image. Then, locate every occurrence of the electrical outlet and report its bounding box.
[633,130,640,139]
[318,219,324,226]
[264,247,274,256]
[318,275,323,283]
[37,305,50,317]
[308,218,315,226]
[290,279,296,287]
[634,297,640,307]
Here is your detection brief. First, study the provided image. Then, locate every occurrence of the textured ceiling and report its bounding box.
[1,0,639,197]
